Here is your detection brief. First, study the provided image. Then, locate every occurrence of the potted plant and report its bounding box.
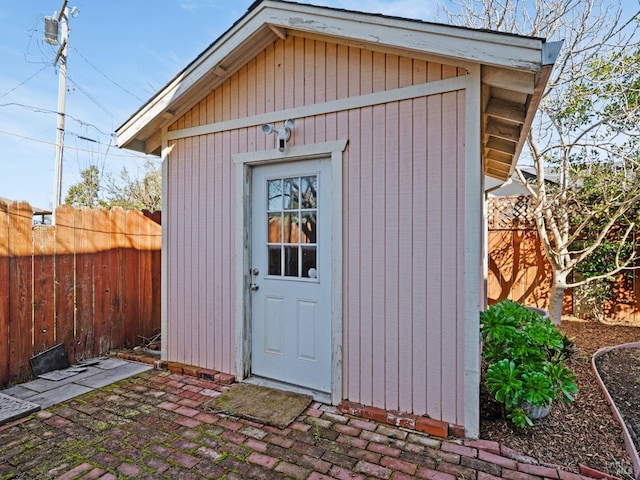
[480,300,578,427]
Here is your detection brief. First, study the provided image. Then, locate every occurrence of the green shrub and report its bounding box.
[480,300,578,428]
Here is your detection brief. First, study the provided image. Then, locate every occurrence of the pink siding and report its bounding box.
[165,36,470,426]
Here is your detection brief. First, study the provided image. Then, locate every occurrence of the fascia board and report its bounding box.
[259,0,546,71]
[116,7,272,149]
[117,0,548,150]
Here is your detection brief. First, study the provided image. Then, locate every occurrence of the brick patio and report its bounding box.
[0,369,600,479]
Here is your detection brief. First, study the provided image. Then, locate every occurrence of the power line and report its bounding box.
[0,102,114,136]
[70,47,145,103]
[66,75,114,119]
[0,65,50,100]
[0,128,152,159]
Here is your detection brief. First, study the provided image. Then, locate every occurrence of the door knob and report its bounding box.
[250,283,259,291]
[251,268,259,276]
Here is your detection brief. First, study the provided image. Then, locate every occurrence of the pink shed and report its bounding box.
[116,0,560,438]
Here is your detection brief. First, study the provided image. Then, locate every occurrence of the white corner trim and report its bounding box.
[233,139,347,405]
[169,78,466,142]
[463,64,482,439]
[160,134,171,363]
[234,158,251,381]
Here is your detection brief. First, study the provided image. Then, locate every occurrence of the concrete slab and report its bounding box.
[38,368,86,381]
[0,359,153,411]
[75,363,152,389]
[1,385,41,400]
[23,384,93,409]
[13,366,104,393]
[0,392,40,425]
[93,358,128,370]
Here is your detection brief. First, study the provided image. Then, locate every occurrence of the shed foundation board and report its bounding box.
[0,393,40,426]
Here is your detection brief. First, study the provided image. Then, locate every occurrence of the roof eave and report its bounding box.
[115,1,561,166]
[483,40,562,182]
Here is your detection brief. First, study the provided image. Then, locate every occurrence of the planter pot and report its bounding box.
[521,402,551,420]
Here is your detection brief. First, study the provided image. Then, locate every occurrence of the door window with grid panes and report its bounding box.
[266,175,318,280]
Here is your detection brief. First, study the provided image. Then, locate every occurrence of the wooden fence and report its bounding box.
[487,196,555,308]
[0,201,161,387]
[487,195,640,323]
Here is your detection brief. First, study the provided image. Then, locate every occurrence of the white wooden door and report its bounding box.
[250,159,331,393]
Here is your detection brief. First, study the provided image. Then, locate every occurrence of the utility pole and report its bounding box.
[45,0,76,223]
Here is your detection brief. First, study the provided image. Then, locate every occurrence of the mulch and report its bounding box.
[594,347,640,463]
[479,318,640,480]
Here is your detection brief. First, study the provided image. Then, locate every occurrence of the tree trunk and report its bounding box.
[548,272,568,325]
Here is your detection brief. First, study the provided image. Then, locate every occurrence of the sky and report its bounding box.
[0,0,636,210]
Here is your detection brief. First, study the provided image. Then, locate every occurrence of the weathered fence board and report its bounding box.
[0,202,161,387]
[94,207,111,356]
[56,206,76,366]
[33,225,55,353]
[8,202,33,382]
[76,206,94,361]
[0,201,9,385]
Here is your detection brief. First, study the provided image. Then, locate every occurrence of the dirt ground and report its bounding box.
[479,317,640,480]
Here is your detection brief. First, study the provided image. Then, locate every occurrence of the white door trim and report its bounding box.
[233,139,347,405]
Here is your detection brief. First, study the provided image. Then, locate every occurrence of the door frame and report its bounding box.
[233,139,347,405]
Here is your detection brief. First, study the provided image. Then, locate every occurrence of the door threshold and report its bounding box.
[244,376,331,405]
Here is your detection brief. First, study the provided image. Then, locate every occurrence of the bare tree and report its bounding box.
[106,159,162,212]
[440,0,640,322]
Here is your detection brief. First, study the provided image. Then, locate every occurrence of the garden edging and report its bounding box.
[591,342,640,480]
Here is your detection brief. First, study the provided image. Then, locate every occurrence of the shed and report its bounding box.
[116,0,560,437]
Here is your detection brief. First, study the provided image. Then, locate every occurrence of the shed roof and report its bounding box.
[115,0,560,181]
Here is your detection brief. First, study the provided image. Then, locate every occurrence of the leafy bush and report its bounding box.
[480,300,578,427]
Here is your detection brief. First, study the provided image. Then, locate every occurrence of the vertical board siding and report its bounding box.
[384,55,400,410]
[456,89,468,424]
[398,96,414,413]
[440,90,461,423]
[411,90,428,414]
[166,36,468,426]
[426,62,444,418]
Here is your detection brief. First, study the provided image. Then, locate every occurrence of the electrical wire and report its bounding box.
[66,75,114,119]
[0,65,50,100]
[3,13,150,165]
[0,128,153,159]
[70,47,145,103]
[0,102,115,137]
[17,17,117,120]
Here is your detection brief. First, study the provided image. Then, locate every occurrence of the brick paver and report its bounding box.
[0,368,604,479]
